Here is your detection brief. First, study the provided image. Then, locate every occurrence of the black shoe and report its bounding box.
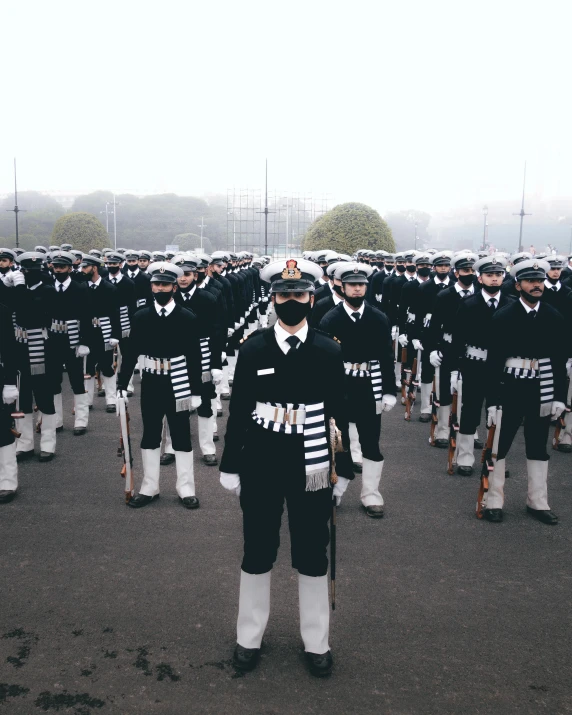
[418,413,431,423]
[89,405,93,411]
[305,651,333,677]
[474,438,484,449]
[39,451,54,462]
[0,490,16,504]
[229,379,234,387]
[127,391,134,397]
[352,462,363,474]
[16,449,35,462]
[98,389,106,397]
[213,435,219,442]
[364,505,384,519]
[484,508,503,523]
[526,506,558,525]
[160,453,175,466]
[202,454,218,467]
[217,409,223,417]
[73,427,87,436]
[557,443,572,453]
[434,439,448,449]
[134,368,140,375]
[233,644,260,672]
[127,494,160,509]
[56,426,64,433]
[106,404,116,413]
[180,496,200,509]
[457,465,473,476]
[221,392,231,401]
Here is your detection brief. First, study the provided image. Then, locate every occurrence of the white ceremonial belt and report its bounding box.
[443,333,452,343]
[344,361,370,371]
[143,357,172,371]
[466,346,488,360]
[255,402,306,425]
[505,357,539,371]
[407,311,415,323]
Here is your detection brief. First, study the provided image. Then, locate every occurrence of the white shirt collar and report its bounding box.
[182,285,196,301]
[274,320,309,354]
[519,297,540,313]
[109,272,123,284]
[88,277,102,288]
[154,297,177,316]
[455,282,474,296]
[56,277,72,292]
[545,279,560,291]
[128,267,139,277]
[343,301,365,320]
[481,288,500,302]
[406,272,417,281]
[319,276,329,285]
[434,275,450,286]
[332,292,343,305]
[199,275,210,288]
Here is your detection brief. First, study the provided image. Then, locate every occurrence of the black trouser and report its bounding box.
[197,379,216,418]
[46,337,85,395]
[140,373,192,451]
[347,376,383,461]
[18,371,55,415]
[0,405,16,448]
[438,353,454,407]
[497,378,551,461]
[458,361,487,435]
[86,334,115,378]
[239,424,332,577]
[420,352,435,384]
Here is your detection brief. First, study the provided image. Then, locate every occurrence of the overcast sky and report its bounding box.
[2,0,570,215]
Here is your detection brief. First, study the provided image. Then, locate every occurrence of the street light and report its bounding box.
[482,206,488,251]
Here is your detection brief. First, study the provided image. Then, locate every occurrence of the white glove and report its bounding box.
[430,350,442,367]
[391,326,399,340]
[190,395,202,409]
[227,328,234,337]
[487,406,498,427]
[375,294,382,303]
[551,401,566,420]
[117,388,129,404]
[381,394,397,412]
[212,369,223,385]
[240,317,245,326]
[221,352,227,362]
[567,358,572,378]
[220,472,241,496]
[108,338,119,347]
[412,339,423,351]
[332,476,350,506]
[2,385,18,404]
[398,334,408,347]
[423,313,432,328]
[450,370,460,394]
[76,345,90,358]
[1,272,14,286]
[235,322,241,330]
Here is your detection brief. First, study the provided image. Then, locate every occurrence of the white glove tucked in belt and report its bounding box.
[391,326,398,340]
[190,395,202,409]
[76,345,90,357]
[551,401,566,420]
[2,385,18,404]
[487,406,499,427]
[381,394,396,412]
[220,472,241,496]
[108,338,119,347]
[212,369,223,385]
[450,370,460,394]
[430,350,442,367]
[332,476,350,506]
[398,334,408,347]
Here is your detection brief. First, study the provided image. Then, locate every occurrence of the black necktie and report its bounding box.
[160,308,167,318]
[90,284,97,290]
[58,283,63,292]
[352,312,361,322]
[488,298,496,310]
[112,278,117,284]
[286,335,300,354]
[130,272,135,279]
[461,290,469,298]
[528,310,537,320]
[552,286,558,292]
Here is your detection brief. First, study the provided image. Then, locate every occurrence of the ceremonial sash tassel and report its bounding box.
[143,354,192,412]
[251,401,330,492]
[199,337,211,382]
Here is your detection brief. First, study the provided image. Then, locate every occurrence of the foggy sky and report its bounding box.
[2,0,570,216]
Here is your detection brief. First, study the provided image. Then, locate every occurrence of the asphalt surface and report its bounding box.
[1,376,572,714]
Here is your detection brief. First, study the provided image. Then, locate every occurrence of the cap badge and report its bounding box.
[533,262,539,269]
[281,259,302,280]
[159,266,165,274]
[492,258,497,265]
[32,257,36,262]
[353,267,359,273]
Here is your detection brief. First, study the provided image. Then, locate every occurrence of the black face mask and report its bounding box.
[396,264,406,273]
[376,262,384,269]
[108,265,121,275]
[24,271,42,286]
[332,283,345,297]
[54,271,70,283]
[519,285,542,304]
[406,265,416,274]
[481,281,501,295]
[274,298,312,326]
[154,290,173,306]
[0,266,10,275]
[344,293,365,308]
[196,272,206,285]
[418,267,431,278]
[458,273,476,287]
[321,265,328,276]
[180,279,196,292]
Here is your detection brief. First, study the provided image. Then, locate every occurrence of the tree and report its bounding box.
[385,210,432,251]
[0,191,65,249]
[302,202,395,254]
[173,233,214,254]
[51,213,110,252]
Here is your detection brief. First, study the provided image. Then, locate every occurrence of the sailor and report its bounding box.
[12,252,58,462]
[0,249,17,284]
[319,262,396,517]
[381,252,408,388]
[365,252,392,311]
[138,250,152,273]
[449,255,513,475]
[540,255,572,314]
[105,252,137,395]
[117,262,203,508]
[220,257,353,676]
[500,251,532,299]
[485,259,566,524]
[0,273,20,502]
[309,261,347,328]
[81,254,121,413]
[47,251,92,436]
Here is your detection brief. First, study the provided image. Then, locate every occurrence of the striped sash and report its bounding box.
[15,326,47,375]
[119,306,130,337]
[93,316,113,350]
[344,360,383,413]
[143,354,192,412]
[136,298,147,308]
[199,337,211,382]
[50,319,79,348]
[504,356,554,416]
[251,401,330,491]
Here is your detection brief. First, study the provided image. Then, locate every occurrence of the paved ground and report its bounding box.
[1,378,572,714]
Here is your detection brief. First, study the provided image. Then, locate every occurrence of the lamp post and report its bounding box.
[513,162,531,253]
[482,205,488,251]
[6,158,25,248]
[198,217,206,251]
[414,221,418,250]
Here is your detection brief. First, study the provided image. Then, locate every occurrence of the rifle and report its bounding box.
[447,378,462,475]
[430,366,440,446]
[553,377,572,449]
[401,347,408,404]
[96,369,103,396]
[117,396,134,504]
[9,372,24,439]
[328,418,343,611]
[476,408,502,518]
[405,354,418,421]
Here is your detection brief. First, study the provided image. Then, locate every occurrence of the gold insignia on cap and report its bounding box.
[281,259,302,280]
[159,266,165,273]
[533,262,539,269]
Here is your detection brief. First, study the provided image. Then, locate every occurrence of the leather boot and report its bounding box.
[54,393,64,431]
[348,422,362,472]
[139,448,161,497]
[234,570,271,670]
[39,413,57,461]
[103,374,117,412]
[419,382,432,422]
[198,415,217,465]
[16,413,34,457]
[456,433,475,476]
[361,458,384,517]
[175,450,198,506]
[0,443,18,495]
[299,574,332,676]
[486,458,506,511]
